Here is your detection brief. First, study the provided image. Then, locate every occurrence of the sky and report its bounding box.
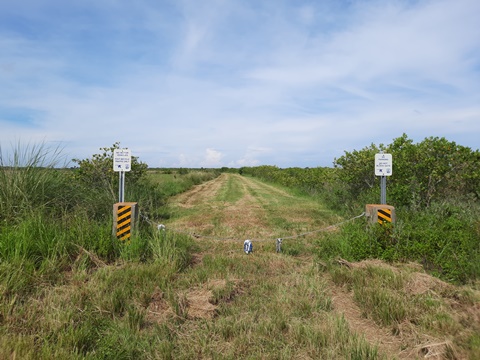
[1,0,479,168]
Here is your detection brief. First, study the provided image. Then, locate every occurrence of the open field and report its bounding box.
[1,170,479,359]
[161,173,480,359]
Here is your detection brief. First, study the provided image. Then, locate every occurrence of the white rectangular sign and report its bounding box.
[375,153,392,176]
[113,149,132,172]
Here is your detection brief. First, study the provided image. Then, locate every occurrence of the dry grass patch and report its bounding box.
[184,288,218,319]
[330,259,480,359]
[146,278,244,322]
[405,272,451,296]
[146,287,174,324]
[173,174,226,208]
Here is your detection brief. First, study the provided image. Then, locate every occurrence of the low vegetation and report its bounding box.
[242,134,480,285]
[0,137,479,359]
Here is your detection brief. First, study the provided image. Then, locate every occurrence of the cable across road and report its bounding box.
[140,212,366,244]
[279,212,366,240]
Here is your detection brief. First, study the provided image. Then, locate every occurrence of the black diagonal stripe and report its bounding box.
[118,231,131,241]
[118,205,132,217]
[117,205,132,239]
[378,209,391,223]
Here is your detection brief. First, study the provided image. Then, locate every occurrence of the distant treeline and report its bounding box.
[240,134,480,212]
[239,134,480,284]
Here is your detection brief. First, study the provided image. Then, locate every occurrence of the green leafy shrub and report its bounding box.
[245,134,480,284]
[334,134,480,209]
[72,142,148,202]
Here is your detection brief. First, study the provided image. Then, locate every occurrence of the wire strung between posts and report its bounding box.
[139,213,155,226]
[139,213,241,241]
[279,212,366,240]
[140,212,366,243]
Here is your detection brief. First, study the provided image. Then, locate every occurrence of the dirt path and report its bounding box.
[167,174,269,238]
[164,173,469,359]
[173,173,227,209]
[167,173,341,240]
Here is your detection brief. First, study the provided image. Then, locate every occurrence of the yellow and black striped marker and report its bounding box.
[116,205,132,241]
[377,208,392,224]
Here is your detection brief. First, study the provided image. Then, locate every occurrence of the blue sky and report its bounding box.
[1,0,479,168]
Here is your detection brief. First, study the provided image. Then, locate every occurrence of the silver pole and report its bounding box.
[380,176,386,204]
[119,171,125,202]
[122,171,126,202]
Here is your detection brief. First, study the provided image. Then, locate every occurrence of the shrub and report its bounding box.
[72,142,148,202]
[315,201,480,284]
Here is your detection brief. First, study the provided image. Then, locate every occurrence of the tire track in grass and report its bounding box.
[168,174,338,240]
[164,173,428,359]
[166,174,272,239]
[165,174,226,235]
[164,173,475,359]
[237,175,343,239]
[214,176,271,239]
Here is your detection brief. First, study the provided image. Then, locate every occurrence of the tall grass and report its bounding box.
[150,230,195,270]
[0,143,220,358]
[0,142,67,221]
[315,200,480,284]
[0,143,198,299]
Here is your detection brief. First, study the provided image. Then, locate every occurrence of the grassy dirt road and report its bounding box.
[166,173,342,241]
[2,172,477,359]
[161,173,463,359]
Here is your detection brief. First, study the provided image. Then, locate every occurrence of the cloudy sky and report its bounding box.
[1,0,479,168]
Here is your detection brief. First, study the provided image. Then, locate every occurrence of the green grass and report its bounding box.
[153,238,383,360]
[1,144,479,359]
[0,229,196,359]
[146,170,219,198]
[215,175,244,203]
[325,261,480,358]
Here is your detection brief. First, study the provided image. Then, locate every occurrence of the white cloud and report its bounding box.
[201,148,224,167]
[0,0,479,168]
[230,146,272,167]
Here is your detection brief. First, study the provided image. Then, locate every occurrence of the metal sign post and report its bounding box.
[375,153,392,205]
[119,171,125,202]
[380,175,387,204]
[113,149,132,202]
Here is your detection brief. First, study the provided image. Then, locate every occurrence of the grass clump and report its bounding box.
[325,260,480,358]
[0,142,67,221]
[315,200,480,285]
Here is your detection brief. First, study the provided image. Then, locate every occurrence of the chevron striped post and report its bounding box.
[365,204,396,225]
[113,202,138,241]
